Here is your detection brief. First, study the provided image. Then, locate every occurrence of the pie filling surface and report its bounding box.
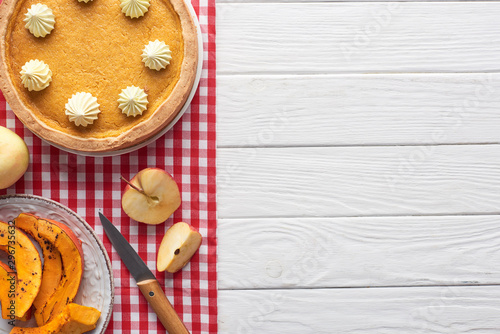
[2,0,196,149]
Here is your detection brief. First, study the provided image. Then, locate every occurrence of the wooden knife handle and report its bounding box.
[137,279,190,334]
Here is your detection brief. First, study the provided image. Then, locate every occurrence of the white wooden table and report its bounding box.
[215,1,500,332]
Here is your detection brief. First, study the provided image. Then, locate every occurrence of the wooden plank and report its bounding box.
[218,145,500,218]
[219,216,500,290]
[217,2,500,73]
[217,74,500,147]
[219,286,500,333]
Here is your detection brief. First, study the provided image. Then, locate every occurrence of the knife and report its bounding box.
[98,212,190,334]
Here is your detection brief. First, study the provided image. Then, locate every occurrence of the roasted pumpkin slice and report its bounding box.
[0,263,33,321]
[0,221,42,319]
[0,261,15,320]
[15,220,63,310]
[33,245,62,310]
[10,303,101,334]
[14,214,84,326]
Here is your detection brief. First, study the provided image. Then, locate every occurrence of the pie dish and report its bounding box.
[0,0,198,153]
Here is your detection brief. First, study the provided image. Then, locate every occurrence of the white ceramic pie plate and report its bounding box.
[0,194,114,334]
[44,1,204,157]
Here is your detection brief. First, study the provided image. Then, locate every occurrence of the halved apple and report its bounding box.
[0,220,42,319]
[157,222,202,273]
[121,168,181,225]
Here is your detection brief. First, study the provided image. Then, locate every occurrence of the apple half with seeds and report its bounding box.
[121,168,181,225]
[157,222,202,273]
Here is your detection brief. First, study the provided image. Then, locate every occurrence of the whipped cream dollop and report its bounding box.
[142,40,172,71]
[65,92,101,127]
[20,59,52,91]
[24,4,55,38]
[120,0,150,18]
[118,86,148,117]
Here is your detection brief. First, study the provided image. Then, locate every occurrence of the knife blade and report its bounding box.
[98,212,190,334]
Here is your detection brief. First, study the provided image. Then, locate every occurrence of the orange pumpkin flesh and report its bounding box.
[14,214,84,326]
[0,261,16,319]
[0,221,42,319]
[14,216,63,310]
[10,303,101,334]
[33,246,62,310]
[0,264,33,321]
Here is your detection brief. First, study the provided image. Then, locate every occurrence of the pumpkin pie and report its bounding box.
[0,0,198,153]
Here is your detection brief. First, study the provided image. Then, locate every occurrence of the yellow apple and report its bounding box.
[0,126,29,189]
[121,168,181,225]
[157,222,202,273]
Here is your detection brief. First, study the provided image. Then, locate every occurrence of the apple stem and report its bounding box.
[120,175,160,204]
[120,176,147,196]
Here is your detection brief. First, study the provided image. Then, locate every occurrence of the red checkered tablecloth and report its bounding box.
[0,0,217,332]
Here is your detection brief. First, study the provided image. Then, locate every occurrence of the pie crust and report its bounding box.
[0,0,198,153]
